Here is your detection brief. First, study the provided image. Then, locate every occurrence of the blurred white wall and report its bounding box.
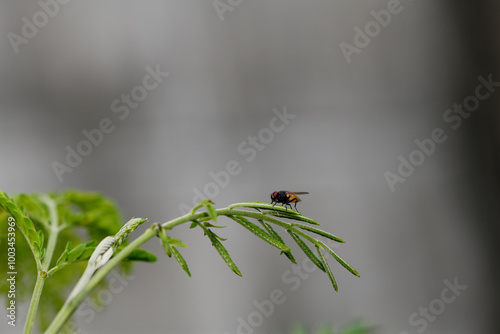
[0,1,497,333]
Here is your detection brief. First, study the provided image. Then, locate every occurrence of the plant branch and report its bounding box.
[45,203,356,334]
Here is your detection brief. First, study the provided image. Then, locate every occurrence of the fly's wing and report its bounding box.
[288,192,309,203]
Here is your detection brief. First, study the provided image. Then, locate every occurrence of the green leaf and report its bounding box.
[229,216,291,253]
[56,251,68,267]
[159,228,173,257]
[259,220,296,264]
[126,248,157,262]
[238,213,291,230]
[26,227,41,258]
[258,219,281,240]
[167,237,188,248]
[60,190,123,242]
[203,200,217,223]
[318,241,360,277]
[38,230,45,248]
[6,202,18,215]
[291,223,345,243]
[114,218,148,244]
[263,211,320,225]
[228,202,289,212]
[316,245,338,292]
[56,242,71,266]
[80,241,98,259]
[287,231,324,271]
[0,191,43,260]
[27,227,38,243]
[288,227,322,245]
[158,226,188,258]
[211,231,227,241]
[171,247,191,277]
[53,241,97,271]
[34,241,41,253]
[203,222,225,229]
[206,230,242,276]
[16,194,50,226]
[66,243,86,262]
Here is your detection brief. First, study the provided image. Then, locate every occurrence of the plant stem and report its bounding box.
[24,272,46,334]
[24,195,60,334]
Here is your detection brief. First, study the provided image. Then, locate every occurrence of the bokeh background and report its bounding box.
[1,1,500,333]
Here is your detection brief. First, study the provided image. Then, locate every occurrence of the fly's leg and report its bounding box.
[293,202,300,213]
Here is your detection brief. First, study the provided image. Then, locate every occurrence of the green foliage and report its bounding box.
[0,191,43,268]
[259,219,297,264]
[0,208,37,301]
[228,215,291,253]
[203,200,218,222]
[316,245,338,291]
[291,222,345,243]
[288,231,325,272]
[1,190,360,334]
[54,240,97,269]
[205,228,243,276]
[170,246,191,277]
[157,224,191,276]
[126,248,158,262]
[0,190,154,332]
[317,241,359,278]
[58,190,124,242]
[262,210,321,226]
[186,217,243,276]
[157,201,359,292]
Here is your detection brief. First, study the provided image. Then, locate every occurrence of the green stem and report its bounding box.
[24,272,46,334]
[24,195,60,334]
[45,204,296,333]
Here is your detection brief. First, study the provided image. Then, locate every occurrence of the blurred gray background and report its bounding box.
[1,1,499,333]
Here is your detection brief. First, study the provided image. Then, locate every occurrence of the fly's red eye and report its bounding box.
[272,192,278,198]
